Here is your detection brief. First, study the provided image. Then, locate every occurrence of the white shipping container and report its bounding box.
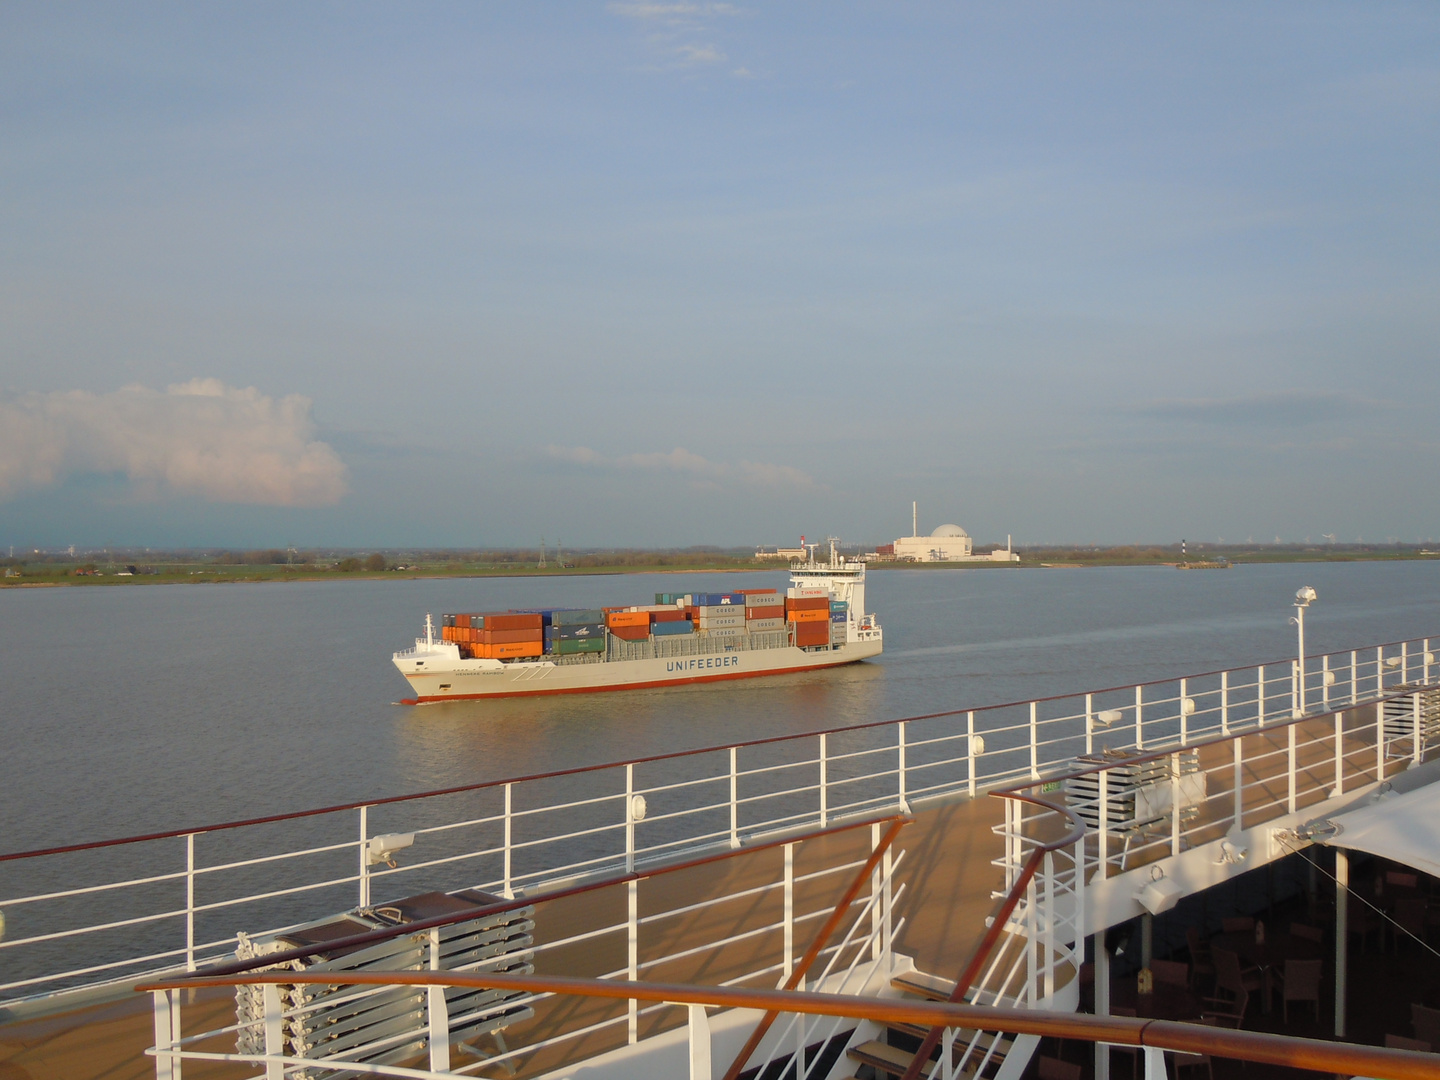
[697,604,747,616]
[698,615,745,629]
[702,626,745,638]
[742,593,783,607]
[745,617,785,632]
[787,587,829,599]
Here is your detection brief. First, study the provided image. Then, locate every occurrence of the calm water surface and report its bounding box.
[2,562,1438,853]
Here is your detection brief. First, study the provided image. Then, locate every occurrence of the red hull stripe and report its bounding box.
[407,658,863,702]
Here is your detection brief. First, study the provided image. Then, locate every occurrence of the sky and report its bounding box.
[2,3,1438,549]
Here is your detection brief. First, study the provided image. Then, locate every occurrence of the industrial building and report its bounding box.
[874,503,1019,562]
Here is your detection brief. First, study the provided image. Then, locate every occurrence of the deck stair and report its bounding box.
[837,971,1023,1080]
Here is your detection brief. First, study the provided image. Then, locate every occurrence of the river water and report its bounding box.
[2,561,1438,854]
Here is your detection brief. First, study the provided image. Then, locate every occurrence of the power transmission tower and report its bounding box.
[538,537,547,569]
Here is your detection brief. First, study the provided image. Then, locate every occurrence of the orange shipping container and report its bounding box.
[609,625,650,641]
[607,611,650,628]
[482,628,544,644]
[483,613,544,631]
[787,608,829,623]
[471,641,544,659]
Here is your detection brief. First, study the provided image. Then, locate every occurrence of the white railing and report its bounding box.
[146,819,905,1079]
[1,634,1434,1007]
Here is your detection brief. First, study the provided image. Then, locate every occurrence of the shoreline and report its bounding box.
[4,551,1437,589]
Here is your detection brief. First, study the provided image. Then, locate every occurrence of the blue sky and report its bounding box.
[2,3,1437,548]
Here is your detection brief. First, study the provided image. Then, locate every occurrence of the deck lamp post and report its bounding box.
[1292,586,1317,715]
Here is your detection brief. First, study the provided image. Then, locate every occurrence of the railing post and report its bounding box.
[185,833,196,972]
[1322,654,1331,712]
[1221,670,1230,735]
[1296,722,1307,817]
[1085,692,1094,755]
[1377,646,1385,694]
[871,822,883,962]
[1258,665,1266,728]
[1233,734,1244,832]
[1179,678,1188,745]
[1098,769,1109,880]
[1351,649,1358,706]
[1134,685,1144,750]
[1334,704,1345,798]
[1402,641,1410,684]
[358,805,369,909]
[1376,701,1385,781]
[1042,852,1056,1000]
[729,747,739,849]
[883,841,895,975]
[967,711,977,798]
[503,782,514,898]
[783,843,794,980]
[898,721,909,813]
[625,763,636,873]
[262,982,284,1080]
[819,733,828,828]
[943,1027,956,1080]
[1144,1047,1167,1080]
[688,1004,712,1080]
[628,878,639,1043]
[1427,639,1433,686]
[1171,753,1181,856]
[1414,692,1423,766]
[1025,874,1038,1004]
[428,928,451,1072]
[152,989,176,1080]
[1029,701,1039,779]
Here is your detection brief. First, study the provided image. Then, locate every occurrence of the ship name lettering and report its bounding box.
[665,656,739,674]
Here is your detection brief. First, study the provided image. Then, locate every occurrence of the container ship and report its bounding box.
[392,541,882,701]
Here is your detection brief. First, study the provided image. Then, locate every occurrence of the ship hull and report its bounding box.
[397,637,882,702]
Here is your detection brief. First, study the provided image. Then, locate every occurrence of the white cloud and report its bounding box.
[545,444,820,491]
[0,379,349,505]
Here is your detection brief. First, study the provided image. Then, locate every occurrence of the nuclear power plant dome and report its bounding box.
[931,523,969,538]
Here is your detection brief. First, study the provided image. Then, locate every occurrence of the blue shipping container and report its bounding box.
[546,622,606,640]
[652,621,695,637]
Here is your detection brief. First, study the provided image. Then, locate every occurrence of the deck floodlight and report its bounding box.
[1095,709,1124,727]
[1135,866,1184,916]
[630,795,648,822]
[1215,839,1250,865]
[364,833,415,868]
[1295,586,1317,606]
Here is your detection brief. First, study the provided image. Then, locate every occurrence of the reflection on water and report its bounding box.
[1,561,1436,851]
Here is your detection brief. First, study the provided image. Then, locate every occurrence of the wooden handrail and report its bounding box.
[719,816,910,1080]
[193,811,908,981]
[137,970,1440,1080]
[898,793,1088,1080]
[7,634,1426,863]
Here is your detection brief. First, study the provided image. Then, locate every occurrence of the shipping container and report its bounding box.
[793,623,829,647]
[470,641,544,660]
[554,636,606,655]
[698,614,745,629]
[830,610,848,623]
[742,593,783,609]
[551,609,605,626]
[546,623,605,641]
[609,625,650,642]
[481,628,544,644]
[788,588,829,599]
[652,621,694,637]
[785,597,829,612]
[737,588,778,596]
[606,610,650,629]
[651,610,686,623]
[829,600,849,611]
[744,617,785,633]
[787,609,828,624]
[702,626,745,638]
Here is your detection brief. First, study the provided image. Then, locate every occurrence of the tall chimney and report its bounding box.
[912,501,917,538]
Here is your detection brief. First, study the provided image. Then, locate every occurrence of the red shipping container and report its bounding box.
[482,612,544,631]
[651,610,686,623]
[785,597,829,611]
[609,625,650,641]
[738,588,778,596]
[794,623,829,647]
[456,614,473,629]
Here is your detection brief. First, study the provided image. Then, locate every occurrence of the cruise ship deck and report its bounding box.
[4,632,1440,1080]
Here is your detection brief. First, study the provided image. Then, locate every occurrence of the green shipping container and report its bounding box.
[554,636,607,655]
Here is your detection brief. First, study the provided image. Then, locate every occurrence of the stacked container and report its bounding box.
[785,593,831,648]
[439,613,544,659]
[606,610,651,641]
[546,610,607,655]
[741,589,785,633]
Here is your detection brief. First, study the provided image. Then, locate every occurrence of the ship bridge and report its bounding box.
[3,635,1440,1080]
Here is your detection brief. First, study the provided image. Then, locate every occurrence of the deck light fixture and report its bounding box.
[364,833,415,868]
[1094,709,1124,727]
[1136,865,1183,915]
[1291,587,1317,715]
